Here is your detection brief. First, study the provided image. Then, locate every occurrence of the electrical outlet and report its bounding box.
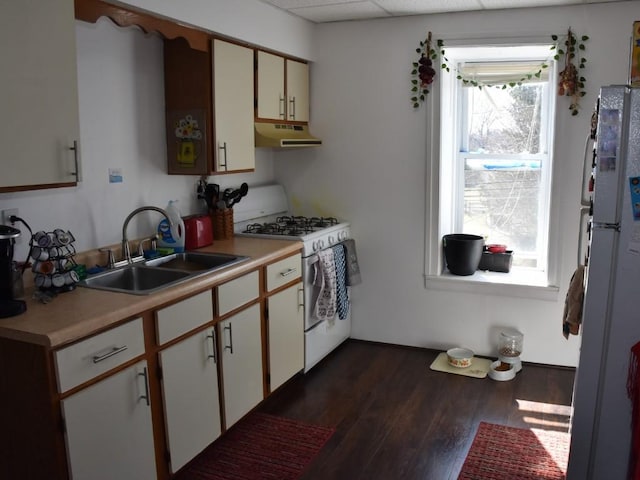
[2,208,18,225]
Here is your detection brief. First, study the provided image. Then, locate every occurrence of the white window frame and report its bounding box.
[424,40,560,300]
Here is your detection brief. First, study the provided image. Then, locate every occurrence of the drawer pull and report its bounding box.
[92,345,128,364]
[279,267,297,277]
[138,367,150,406]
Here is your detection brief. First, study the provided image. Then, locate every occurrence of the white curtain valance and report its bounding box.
[458,61,549,85]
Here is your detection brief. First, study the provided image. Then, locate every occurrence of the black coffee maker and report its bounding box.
[0,225,26,318]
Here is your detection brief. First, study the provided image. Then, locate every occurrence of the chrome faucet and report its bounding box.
[121,206,171,264]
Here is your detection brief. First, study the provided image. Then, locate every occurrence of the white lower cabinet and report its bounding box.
[220,303,263,427]
[61,361,156,480]
[268,282,304,392]
[159,327,221,473]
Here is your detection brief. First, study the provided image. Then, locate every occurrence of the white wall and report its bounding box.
[0,18,278,262]
[119,0,315,60]
[274,1,640,366]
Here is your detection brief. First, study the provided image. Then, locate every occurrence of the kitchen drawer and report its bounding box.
[266,253,301,292]
[217,270,259,316]
[55,317,145,393]
[156,290,213,345]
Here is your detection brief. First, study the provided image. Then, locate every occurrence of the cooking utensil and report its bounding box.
[228,183,249,208]
[202,183,220,210]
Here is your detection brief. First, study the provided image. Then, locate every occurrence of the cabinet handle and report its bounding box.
[138,367,150,406]
[279,95,286,119]
[280,267,297,277]
[92,345,128,363]
[69,140,80,180]
[218,142,228,171]
[206,329,217,363]
[298,287,304,309]
[289,96,296,120]
[224,323,234,354]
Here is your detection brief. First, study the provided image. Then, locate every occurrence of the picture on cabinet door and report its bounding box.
[166,109,206,172]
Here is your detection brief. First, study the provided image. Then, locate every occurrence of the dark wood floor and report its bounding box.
[258,339,575,480]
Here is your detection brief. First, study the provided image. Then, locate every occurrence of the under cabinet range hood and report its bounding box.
[254,123,322,148]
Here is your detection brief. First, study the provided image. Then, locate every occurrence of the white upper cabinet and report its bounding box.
[286,59,310,122]
[213,39,255,172]
[257,51,286,121]
[257,50,310,123]
[0,0,80,191]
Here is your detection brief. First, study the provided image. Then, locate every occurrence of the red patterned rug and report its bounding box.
[175,412,335,480]
[458,422,570,480]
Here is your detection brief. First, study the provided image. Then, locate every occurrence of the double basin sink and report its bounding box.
[78,252,249,295]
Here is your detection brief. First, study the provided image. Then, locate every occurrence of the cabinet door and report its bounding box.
[257,51,285,121]
[0,0,80,190]
[286,60,310,122]
[220,304,263,427]
[61,361,156,480]
[159,328,221,473]
[268,282,304,392]
[213,39,255,172]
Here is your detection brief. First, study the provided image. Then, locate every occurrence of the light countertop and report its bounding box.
[0,237,302,349]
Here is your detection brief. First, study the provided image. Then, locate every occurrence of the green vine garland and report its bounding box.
[410,29,589,115]
[410,32,438,108]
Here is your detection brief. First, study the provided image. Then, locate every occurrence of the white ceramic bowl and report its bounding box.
[446,348,474,368]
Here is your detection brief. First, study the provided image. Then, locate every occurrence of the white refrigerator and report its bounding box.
[568,85,640,479]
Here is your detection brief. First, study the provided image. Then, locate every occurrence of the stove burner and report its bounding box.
[242,216,341,237]
[309,217,338,228]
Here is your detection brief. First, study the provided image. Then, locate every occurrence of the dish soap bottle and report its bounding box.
[157,200,185,253]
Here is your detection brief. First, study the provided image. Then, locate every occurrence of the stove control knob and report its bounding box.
[328,235,335,245]
[338,231,348,241]
[318,239,325,250]
[312,240,319,252]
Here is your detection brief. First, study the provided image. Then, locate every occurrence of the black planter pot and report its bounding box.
[443,234,484,276]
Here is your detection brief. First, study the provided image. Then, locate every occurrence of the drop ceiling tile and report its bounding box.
[478,0,582,8]
[290,1,391,22]
[260,0,362,8]
[375,0,484,15]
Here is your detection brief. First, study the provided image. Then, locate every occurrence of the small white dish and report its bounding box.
[488,360,516,381]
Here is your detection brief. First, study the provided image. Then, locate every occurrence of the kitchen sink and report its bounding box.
[78,265,192,295]
[144,252,248,272]
[78,252,249,295]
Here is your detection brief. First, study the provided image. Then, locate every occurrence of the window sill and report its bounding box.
[424,269,559,301]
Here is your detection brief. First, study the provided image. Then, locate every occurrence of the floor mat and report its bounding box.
[174,412,335,480]
[429,352,492,378]
[458,422,569,480]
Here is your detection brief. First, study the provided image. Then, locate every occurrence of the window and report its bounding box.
[427,43,558,288]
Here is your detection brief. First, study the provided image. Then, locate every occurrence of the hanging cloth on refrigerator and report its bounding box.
[562,265,585,339]
[627,341,640,480]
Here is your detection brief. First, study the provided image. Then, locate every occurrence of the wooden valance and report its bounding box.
[75,0,210,52]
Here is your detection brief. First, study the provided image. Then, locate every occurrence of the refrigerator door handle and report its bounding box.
[581,135,594,207]
[592,221,621,232]
[578,207,590,266]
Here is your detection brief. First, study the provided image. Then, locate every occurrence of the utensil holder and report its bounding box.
[211,209,234,240]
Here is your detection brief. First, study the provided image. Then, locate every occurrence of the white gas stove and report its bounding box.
[233,184,352,372]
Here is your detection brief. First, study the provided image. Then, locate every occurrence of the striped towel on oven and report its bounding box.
[333,244,349,320]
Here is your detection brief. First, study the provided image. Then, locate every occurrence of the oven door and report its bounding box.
[302,251,352,372]
[302,252,352,328]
